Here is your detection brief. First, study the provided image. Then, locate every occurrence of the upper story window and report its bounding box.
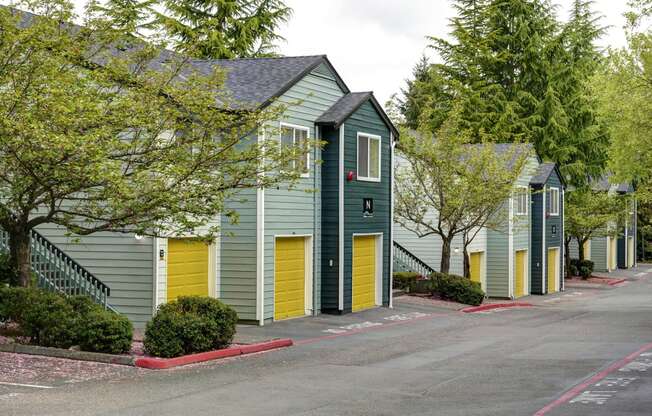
[548,187,560,216]
[514,186,529,215]
[280,123,310,177]
[357,133,381,182]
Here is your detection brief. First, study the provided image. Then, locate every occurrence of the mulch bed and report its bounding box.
[565,276,626,285]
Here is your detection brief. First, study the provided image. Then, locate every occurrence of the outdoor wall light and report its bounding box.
[134,234,143,240]
[454,247,460,254]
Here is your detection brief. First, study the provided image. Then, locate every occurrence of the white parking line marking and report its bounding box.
[635,272,645,276]
[646,268,652,273]
[0,382,53,389]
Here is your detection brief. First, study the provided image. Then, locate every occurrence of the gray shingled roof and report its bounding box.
[193,55,348,108]
[316,92,399,138]
[316,92,372,126]
[591,173,634,193]
[530,162,557,185]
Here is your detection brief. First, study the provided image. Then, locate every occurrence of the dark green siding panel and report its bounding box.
[530,188,544,294]
[343,101,392,311]
[320,126,340,311]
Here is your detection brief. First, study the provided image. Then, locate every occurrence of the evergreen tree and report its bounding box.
[156,0,293,59]
[399,0,608,186]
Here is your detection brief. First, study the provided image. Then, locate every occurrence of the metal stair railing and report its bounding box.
[0,228,113,310]
[393,241,436,277]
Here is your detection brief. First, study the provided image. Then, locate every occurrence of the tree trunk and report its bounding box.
[576,236,585,261]
[440,238,451,274]
[463,246,470,279]
[9,229,32,287]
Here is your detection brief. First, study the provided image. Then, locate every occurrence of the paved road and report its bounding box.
[3,266,652,416]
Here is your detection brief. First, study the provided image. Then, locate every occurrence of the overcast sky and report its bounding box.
[10,0,630,105]
[277,0,630,105]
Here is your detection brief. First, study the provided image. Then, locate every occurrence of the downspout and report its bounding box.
[338,124,345,312]
[256,128,266,326]
[313,125,319,315]
[542,186,546,293]
[561,188,565,291]
[389,132,395,308]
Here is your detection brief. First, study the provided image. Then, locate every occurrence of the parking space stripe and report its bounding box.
[532,341,652,416]
[0,382,54,389]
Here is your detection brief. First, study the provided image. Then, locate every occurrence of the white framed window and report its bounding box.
[514,186,529,215]
[548,187,560,216]
[357,132,381,182]
[280,123,310,177]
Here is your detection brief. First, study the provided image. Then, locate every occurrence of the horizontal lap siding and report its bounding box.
[530,190,544,294]
[321,126,340,310]
[545,174,564,291]
[35,224,153,327]
[220,188,258,321]
[591,237,608,271]
[343,102,391,310]
[486,213,509,297]
[512,156,538,295]
[264,69,345,320]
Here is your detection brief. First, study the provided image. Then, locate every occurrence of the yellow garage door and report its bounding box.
[274,237,305,321]
[547,248,559,294]
[470,252,483,286]
[167,239,209,302]
[628,237,635,268]
[514,250,526,298]
[352,235,376,312]
[609,237,617,270]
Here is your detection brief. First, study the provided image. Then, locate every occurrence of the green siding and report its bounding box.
[342,101,392,311]
[320,126,340,310]
[263,69,345,320]
[35,224,154,327]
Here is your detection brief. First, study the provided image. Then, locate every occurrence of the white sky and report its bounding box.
[12,0,631,105]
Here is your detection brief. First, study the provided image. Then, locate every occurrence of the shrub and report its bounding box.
[393,272,420,292]
[77,310,133,354]
[570,259,594,279]
[430,272,484,306]
[0,287,133,353]
[144,296,238,358]
[0,253,18,287]
[20,290,77,348]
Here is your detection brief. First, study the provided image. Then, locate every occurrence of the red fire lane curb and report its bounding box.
[134,339,293,369]
[607,278,626,286]
[461,302,534,313]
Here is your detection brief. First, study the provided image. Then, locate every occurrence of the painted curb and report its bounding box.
[607,278,626,286]
[460,302,534,313]
[134,338,293,369]
[0,343,136,366]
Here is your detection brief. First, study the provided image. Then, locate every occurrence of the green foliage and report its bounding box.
[77,310,133,354]
[97,0,293,59]
[144,296,238,358]
[430,272,484,306]
[394,108,526,273]
[0,1,308,286]
[19,290,78,348]
[399,0,608,186]
[0,254,18,287]
[565,187,628,245]
[570,259,594,279]
[392,272,421,292]
[0,288,132,353]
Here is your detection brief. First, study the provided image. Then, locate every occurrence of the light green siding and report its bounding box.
[35,224,154,327]
[263,68,345,320]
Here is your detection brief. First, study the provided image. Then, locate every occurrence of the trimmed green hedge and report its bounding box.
[430,272,484,306]
[570,259,594,279]
[393,272,420,292]
[144,296,238,358]
[0,287,133,353]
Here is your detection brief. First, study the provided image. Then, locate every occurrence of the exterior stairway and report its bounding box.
[393,241,435,277]
[0,228,113,310]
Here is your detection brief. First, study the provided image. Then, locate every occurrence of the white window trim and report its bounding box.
[280,122,311,178]
[356,132,382,182]
[549,187,560,216]
[515,185,529,215]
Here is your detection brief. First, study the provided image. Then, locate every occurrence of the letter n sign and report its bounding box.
[363,198,374,218]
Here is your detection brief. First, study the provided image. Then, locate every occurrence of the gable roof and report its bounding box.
[530,162,566,187]
[316,92,399,138]
[193,55,350,109]
[592,173,634,194]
